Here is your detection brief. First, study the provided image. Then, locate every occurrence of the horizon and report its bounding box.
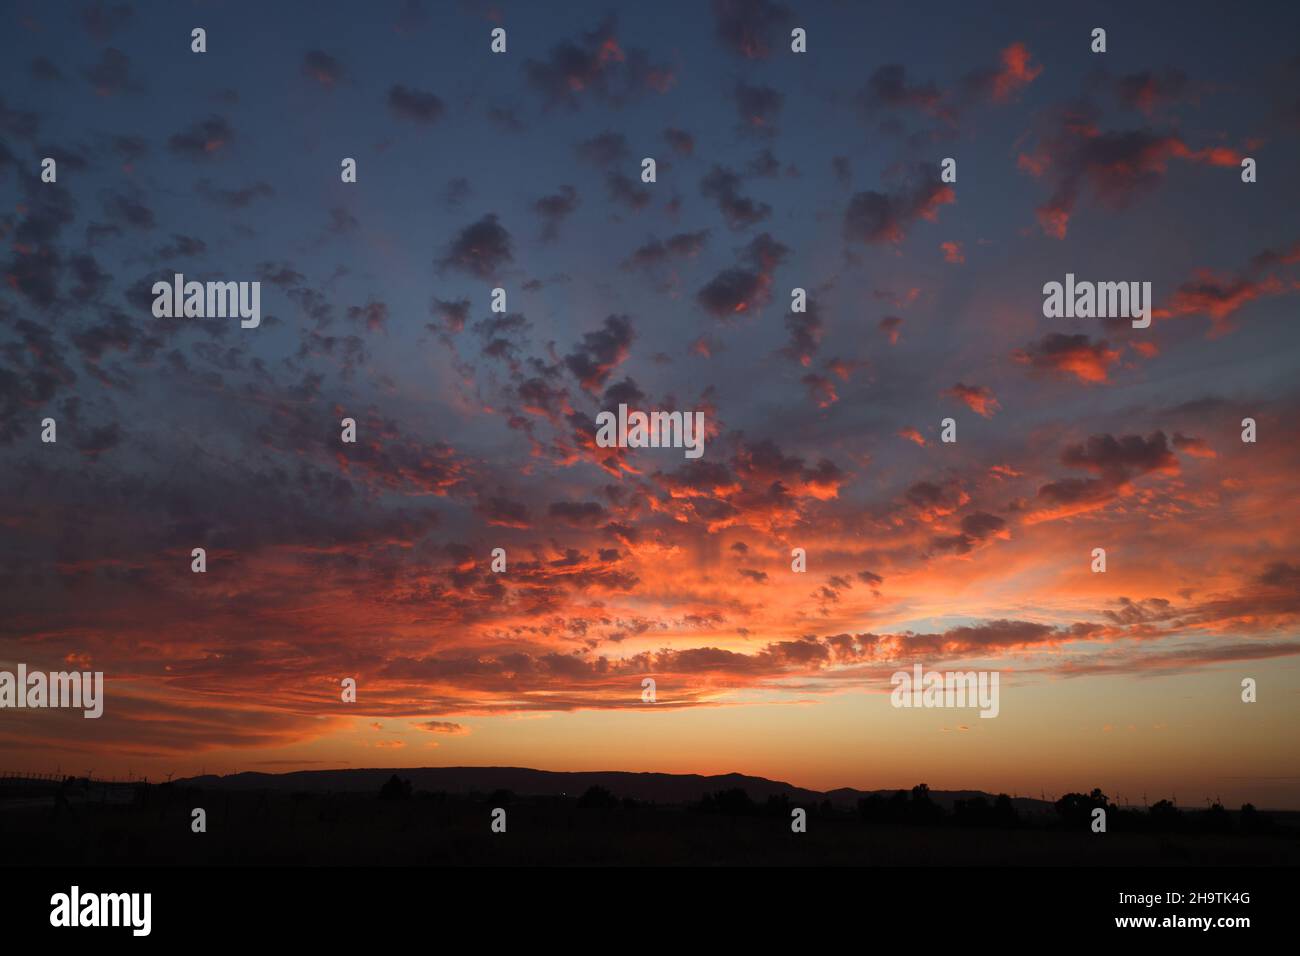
[3,0,1299,812]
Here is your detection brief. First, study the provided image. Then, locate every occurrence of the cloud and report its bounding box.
[534,185,579,241]
[858,43,1041,126]
[962,41,1042,102]
[605,172,651,211]
[622,230,710,272]
[81,2,134,41]
[523,17,674,109]
[82,47,141,96]
[879,316,903,345]
[696,233,788,318]
[1112,68,1190,115]
[1030,431,1181,521]
[388,85,445,123]
[1012,333,1122,384]
[930,511,1008,555]
[734,81,784,134]
[196,179,275,209]
[419,720,469,735]
[438,214,513,279]
[943,382,1000,418]
[564,315,635,393]
[1154,269,1285,334]
[712,0,790,60]
[1019,106,1242,238]
[781,294,823,366]
[843,163,954,245]
[858,64,946,118]
[663,128,694,156]
[303,50,346,89]
[168,116,234,159]
[1172,433,1216,459]
[700,165,772,230]
[549,501,609,527]
[475,495,531,529]
[30,56,63,83]
[575,131,629,168]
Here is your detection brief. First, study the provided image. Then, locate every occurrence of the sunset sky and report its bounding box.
[2,1,1298,808]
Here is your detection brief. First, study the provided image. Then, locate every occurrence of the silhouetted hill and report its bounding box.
[174,766,1055,813]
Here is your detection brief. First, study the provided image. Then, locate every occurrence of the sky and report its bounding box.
[1,0,1299,808]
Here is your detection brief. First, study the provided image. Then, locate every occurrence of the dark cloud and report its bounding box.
[1060,432,1179,481]
[549,501,609,526]
[663,128,694,156]
[696,233,787,319]
[832,156,851,186]
[734,82,784,134]
[576,131,630,168]
[1114,69,1189,114]
[110,134,148,163]
[605,172,651,212]
[535,184,582,240]
[442,176,473,209]
[388,85,445,123]
[623,230,710,271]
[1018,104,1239,238]
[475,495,531,529]
[346,301,389,332]
[858,64,945,118]
[565,315,635,392]
[1012,333,1121,384]
[303,50,346,89]
[602,376,645,407]
[523,17,674,109]
[700,165,771,230]
[196,179,275,209]
[157,235,207,259]
[781,294,823,366]
[438,214,513,279]
[713,0,789,60]
[843,163,954,245]
[82,47,140,96]
[428,297,470,336]
[487,106,524,132]
[167,116,234,159]
[0,97,40,139]
[81,2,134,41]
[30,57,64,83]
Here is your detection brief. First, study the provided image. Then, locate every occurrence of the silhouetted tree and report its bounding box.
[698,787,756,816]
[1199,801,1231,834]
[576,785,619,809]
[765,793,792,817]
[992,793,1020,828]
[1055,788,1112,828]
[953,795,991,826]
[1239,803,1273,835]
[908,783,945,824]
[857,794,887,823]
[378,774,412,800]
[1149,799,1183,831]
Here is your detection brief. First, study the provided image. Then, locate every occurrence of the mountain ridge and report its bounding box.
[173,765,1056,812]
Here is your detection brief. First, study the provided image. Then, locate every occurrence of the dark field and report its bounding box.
[4,781,1297,866]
